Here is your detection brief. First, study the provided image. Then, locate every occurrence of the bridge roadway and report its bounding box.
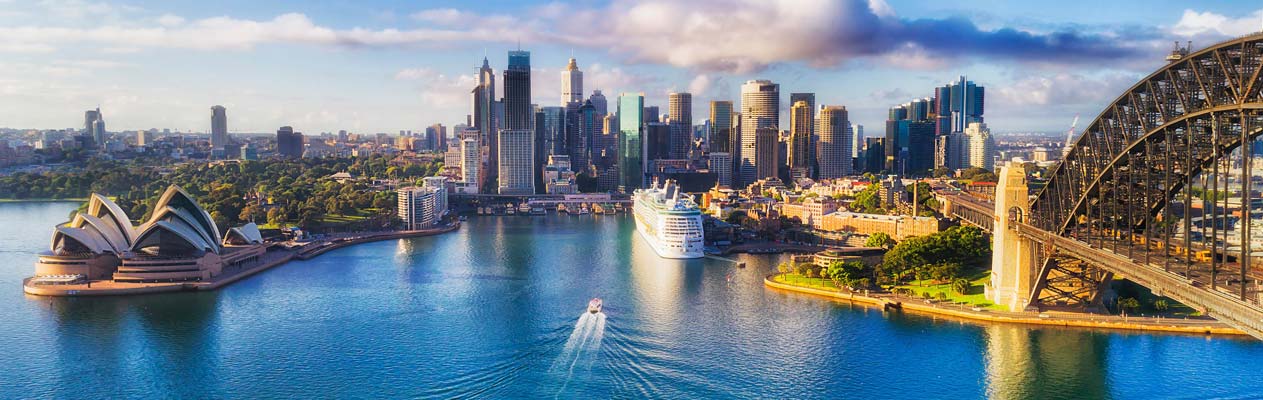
[1010,221,1263,339]
[944,192,1263,338]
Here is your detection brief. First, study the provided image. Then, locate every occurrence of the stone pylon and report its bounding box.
[988,165,1037,311]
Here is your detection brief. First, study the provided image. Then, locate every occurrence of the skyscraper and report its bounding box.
[499,49,532,194]
[210,105,228,149]
[643,106,660,124]
[473,57,497,143]
[754,128,779,181]
[709,152,733,187]
[788,101,813,180]
[572,100,598,171]
[851,124,864,159]
[708,101,733,154]
[541,106,566,156]
[561,58,583,106]
[965,122,995,171]
[818,106,852,179]
[84,108,105,148]
[645,122,671,163]
[276,126,304,159]
[497,129,534,195]
[619,93,645,192]
[461,138,480,191]
[668,92,692,126]
[589,90,608,115]
[740,80,779,186]
[942,76,985,133]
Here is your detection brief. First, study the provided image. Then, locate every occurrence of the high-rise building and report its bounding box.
[460,137,480,191]
[589,90,608,115]
[788,101,813,179]
[709,101,733,154]
[645,122,670,163]
[709,152,733,187]
[398,185,443,230]
[863,138,885,174]
[84,108,105,148]
[740,80,779,186]
[619,93,645,192]
[210,105,228,150]
[429,123,447,151]
[136,130,152,147]
[668,121,691,160]
[753,128,779,182]
[818,106,852,179]
[643,106,660,124]
[561,58,583,106]
[503,50,532,131]
[473,57,497,145]
[668,92,692,126]
[276,126,304,159]
[497,129,534,195]
[965,122,995,171]
[940,76,985,134]
[540,106,566,156]
[851,124,864,158]
[572,100,599,171]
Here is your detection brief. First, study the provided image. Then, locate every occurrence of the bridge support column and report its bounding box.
[989,165,1038,311]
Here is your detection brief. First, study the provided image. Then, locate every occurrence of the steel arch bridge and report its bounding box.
[1007,34,1263,337]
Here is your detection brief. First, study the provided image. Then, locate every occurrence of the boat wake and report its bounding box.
[551,310,607,395]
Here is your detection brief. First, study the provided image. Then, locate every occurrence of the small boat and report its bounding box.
[588,298,602,314]
[577,207,591,215]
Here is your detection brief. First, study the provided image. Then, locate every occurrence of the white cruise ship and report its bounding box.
[632,180,704,259]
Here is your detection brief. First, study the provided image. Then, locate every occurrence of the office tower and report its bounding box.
[645,122,670,163]
[740,80,779,186]
[503,50,532,131]
[818,106,851,179]
[541,106,565,156]
[571,100,598,171]
[788,101,813,179]
[709,152,733,187]
[429,123,447,151]
[933,85,952,135]
[210,105,228,149]
[461,138,480,190]
[965,122,995,171]
[595,113,618,169]
[864,138,885,173]
[668,121,691,160]
[276,126,304,159]
[473,57,497,145]
[940,75,985,133]
[753,128,778,181]
[618,93,645,192]
[668,92,692,126]
[561,58,583,106]
[851,124,864,158]
[137,130,152,147]
[642,106,660,124]
[84,108,105,148]
[497,129,534,195]
[708,101,733,154]
[589,90,608,115]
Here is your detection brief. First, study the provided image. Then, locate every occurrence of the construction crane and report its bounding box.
[1062,114,1079,159]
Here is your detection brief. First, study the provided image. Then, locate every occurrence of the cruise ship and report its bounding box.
[632,179,704,259]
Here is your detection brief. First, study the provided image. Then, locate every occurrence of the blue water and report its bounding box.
[1,202,1261,398]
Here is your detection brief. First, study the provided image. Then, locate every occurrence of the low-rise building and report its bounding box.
[818,211,944,241]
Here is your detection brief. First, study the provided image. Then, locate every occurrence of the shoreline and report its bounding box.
[763,274,1248,338]
[23,223,461,297]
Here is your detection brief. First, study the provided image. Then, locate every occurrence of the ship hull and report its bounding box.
[633,210,704,259]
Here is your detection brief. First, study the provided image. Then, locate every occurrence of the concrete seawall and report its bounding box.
[764,275,1247,337]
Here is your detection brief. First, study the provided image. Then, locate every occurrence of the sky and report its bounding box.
[1,0,1261,135]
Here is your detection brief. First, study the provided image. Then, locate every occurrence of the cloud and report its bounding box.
[1172,9,1263,37]
[394,67,477,110]
[992,72,1136,109]
[1,1,1149,73]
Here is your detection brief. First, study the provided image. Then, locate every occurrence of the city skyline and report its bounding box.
[1,1,1261,135]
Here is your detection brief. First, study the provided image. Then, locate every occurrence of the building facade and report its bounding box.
[740,80,779,186]
[497,129,535,195]
[818,106,852,179]
[210,105,228,150]
[619,93,645,192]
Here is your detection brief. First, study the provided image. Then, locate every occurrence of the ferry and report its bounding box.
[632,179,704,259]
[588,298,602,314]
[518,203,532,214]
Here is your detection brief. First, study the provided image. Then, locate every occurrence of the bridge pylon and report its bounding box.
[988,165,1038,311]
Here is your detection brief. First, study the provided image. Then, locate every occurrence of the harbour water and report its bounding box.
[2,202,1262,398]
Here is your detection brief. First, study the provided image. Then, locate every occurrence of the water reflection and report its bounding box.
[985,325,1109,399]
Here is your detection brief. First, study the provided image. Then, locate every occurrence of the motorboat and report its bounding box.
[588,298,602,314]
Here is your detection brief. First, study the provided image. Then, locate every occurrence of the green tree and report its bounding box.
[865,232,893,248]
[952,278,971,295]
[1153,299,1169,313]
[1118,297,1141,316]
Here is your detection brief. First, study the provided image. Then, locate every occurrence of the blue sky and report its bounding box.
[1,0,1261,135]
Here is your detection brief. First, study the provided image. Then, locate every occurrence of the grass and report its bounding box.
[894,270,1006,311]
[772,274,849,292]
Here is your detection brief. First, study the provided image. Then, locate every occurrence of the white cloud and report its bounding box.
[1172,9,1263,37]
[156,14,185,27]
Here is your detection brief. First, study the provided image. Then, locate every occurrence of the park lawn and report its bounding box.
[773,273,848,292]
[896,270,1006,311]
[320,213,369,224]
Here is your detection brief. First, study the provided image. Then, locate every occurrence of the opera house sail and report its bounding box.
[28,185,265,287]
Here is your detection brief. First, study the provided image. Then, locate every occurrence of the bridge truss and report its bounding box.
[1025,34,1263,319]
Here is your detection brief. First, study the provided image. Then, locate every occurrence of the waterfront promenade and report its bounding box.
[764,274,1248,337]
[23,223,460,297]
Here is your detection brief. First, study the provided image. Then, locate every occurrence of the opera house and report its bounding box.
[28,185,266,286]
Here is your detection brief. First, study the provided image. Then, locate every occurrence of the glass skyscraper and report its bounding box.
[619,93,644,192]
